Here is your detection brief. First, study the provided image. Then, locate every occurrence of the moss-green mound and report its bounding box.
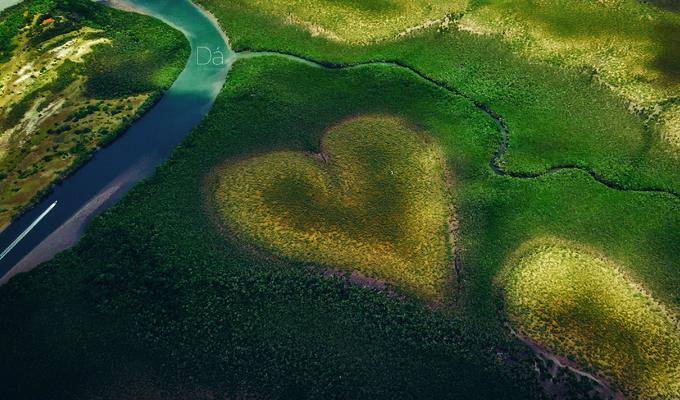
[500,238,680,399]
[212,115,452,300]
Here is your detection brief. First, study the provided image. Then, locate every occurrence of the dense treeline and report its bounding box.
[1,0,678,396]
[1,54,677,398]
[0,57,543,399]
[0,0,188,228]
[501,239,680,399]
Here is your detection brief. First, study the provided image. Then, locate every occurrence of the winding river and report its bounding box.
[2,0,675,284]
[0,1,666,397]
[0,0,232,283]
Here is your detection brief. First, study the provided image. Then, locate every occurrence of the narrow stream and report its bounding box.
[0,0,232,283]
[234,50,631,398]
[0,1,662,397]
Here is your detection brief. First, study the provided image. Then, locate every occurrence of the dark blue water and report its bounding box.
[0,0,232,282]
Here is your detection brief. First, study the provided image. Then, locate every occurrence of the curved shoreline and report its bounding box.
[1,1,674,283]
[0,0,230,283]
[0,1,673,398]
[0,0,183,233]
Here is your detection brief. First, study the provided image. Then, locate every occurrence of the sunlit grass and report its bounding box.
[211,115,452,300]
[214,0,466,44]
[459,0,680,152]
[499,237,680,399]
[656,103,680,157]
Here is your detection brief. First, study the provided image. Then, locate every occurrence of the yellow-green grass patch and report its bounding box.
[499,237,680,399]
[211,115,452,301]
[459,0,680,152]
[230,0,467,44]
[656,103,680,156]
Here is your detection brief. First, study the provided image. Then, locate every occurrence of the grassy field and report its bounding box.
[212,115,451,301]
[0,1,678,398]
[499,238,680,399]
[459,0,680,157]
[460,0,680,104]
[0,54,678,398]
[199,0,680,195]
[0,56,543,399]
[0,0,188,228]
[227,0,466,44]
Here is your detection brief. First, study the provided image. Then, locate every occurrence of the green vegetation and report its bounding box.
[1,53,678,398]
[458,0,680,157]
[229,0,466,44]
[212,115,451,300]
[0,56,542,399]
[461,0,680,96]
[499,238,680,399]
[0,0,678,398]
[199,0,680,195]
[0,0,188,228]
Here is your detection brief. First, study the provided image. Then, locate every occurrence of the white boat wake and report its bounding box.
[0,201,57,262]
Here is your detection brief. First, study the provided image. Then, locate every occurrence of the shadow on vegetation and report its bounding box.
[651,21,680,83]
[483,0,680,84]
[641,0,680,12]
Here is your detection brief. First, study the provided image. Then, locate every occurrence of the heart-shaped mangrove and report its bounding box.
[500,238,680,399]
[211,115,453,300]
